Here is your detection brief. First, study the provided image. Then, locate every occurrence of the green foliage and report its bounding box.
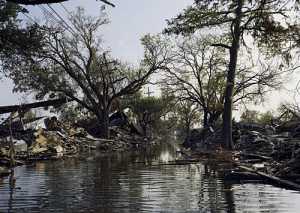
[5,7,163,113]
[164,0,299,148]
[0,0,20,23]
[165,0,299,53]
[3,7,167,138]
[130,96,172,121]
[240,109,275,125]
[174,100,200,139]
[0,0,43,74]
[258,111,275,125]
[125,93,175,136]
[131,97,164,117]
[240,109,259,123]
[58,104,85,123]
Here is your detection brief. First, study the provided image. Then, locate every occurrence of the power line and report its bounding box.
[59,2,72,17]
[46,4,76,35]
[21,11,38,24]
[39,5,60,26]
[59,3,77,29]
[40,4,72,34]
[38,4,76,36]
[59,3,84,34]
[39,5,59,22]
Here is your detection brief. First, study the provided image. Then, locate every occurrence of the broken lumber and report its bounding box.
[224,171,262,181]
[240,153,272,161]
[0,98,69,115]
[239,165,300,191]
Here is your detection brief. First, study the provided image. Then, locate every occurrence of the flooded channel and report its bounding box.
[1,142,300,212]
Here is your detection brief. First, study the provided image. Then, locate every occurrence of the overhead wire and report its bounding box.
[46,3,76,35]
[59,3,79,32]
[59,2,72,17]
[37,4,76,36]
[38,5,60,26]
[21,10,38,25]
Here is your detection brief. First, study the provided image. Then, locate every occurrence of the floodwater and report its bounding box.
[1,142,300,213]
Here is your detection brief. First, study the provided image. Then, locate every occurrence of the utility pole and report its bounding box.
[145,87,154,97]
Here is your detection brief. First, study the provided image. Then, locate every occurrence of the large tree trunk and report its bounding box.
[140,112,150,137]
[185,119,191,139]
[102,110,110,139]
[203,109,208,128]
[222,0,243,149]
[96,109,110,139]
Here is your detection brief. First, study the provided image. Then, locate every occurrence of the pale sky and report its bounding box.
[0,0,299,116]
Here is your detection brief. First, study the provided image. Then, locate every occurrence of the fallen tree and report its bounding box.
[238,165,300,191]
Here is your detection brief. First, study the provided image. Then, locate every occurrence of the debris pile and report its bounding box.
[181,119,300,188]
[272,148,300,183]
[0,98,159,179]
[236,130,275,156]
[0,112,155,174]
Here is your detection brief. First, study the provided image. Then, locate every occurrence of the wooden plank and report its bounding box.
[0,98,69,115]
[238,165,300,191]
[240,153,272,161]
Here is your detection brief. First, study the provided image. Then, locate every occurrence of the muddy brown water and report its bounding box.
[1,142,300,213]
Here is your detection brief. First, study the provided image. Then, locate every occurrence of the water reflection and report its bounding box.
[0,141,300,212]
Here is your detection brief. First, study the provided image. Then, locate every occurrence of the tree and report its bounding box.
[4,8,168,138]
[0,0,42,72]
[277,103,300,122]
[0,0,21,53]
[0,0,43,165]
[258,110,275,125]
[175,99,200,140]
[124,92,175,137]
[159,35,227,127]
[240,109,276,125]
[149,34,284,129]
[165,0,300,149]
[240,109,259,123]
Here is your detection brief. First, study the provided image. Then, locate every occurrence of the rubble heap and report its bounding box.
[182,120,300,186]
[236,130,275,156]
[0,113,155,168]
